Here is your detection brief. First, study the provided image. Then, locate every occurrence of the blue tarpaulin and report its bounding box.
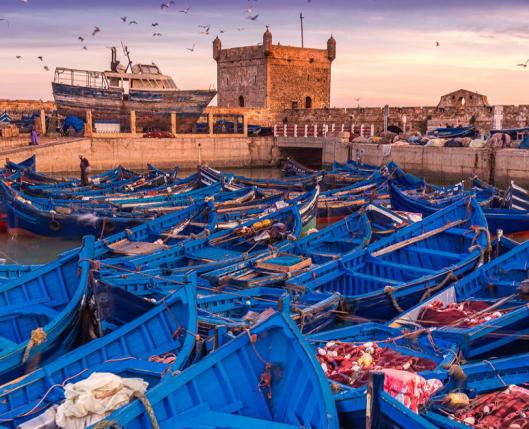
[63,115,85,133]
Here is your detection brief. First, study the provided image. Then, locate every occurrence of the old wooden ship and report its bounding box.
[52,47,216,133]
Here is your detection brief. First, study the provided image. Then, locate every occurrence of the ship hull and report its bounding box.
[52,83,216,133]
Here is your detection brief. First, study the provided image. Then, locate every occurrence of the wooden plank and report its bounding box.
[108,239,165,256]
[370,219,466,258]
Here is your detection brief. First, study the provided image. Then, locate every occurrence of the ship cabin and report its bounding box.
[54,63,178,93]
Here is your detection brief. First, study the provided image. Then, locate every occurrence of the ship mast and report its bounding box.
[121,41,133,72]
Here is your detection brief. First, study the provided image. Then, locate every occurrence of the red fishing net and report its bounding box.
[316,341,437,388]
[417,300,507,328]
[450,385,529,428]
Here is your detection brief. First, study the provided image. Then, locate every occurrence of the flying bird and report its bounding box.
[16,55,22,59]
[78,36,85,42]
[121,16,127,22]
[129,20,138,25]
[517,59,529,68]
[247,14,260,21]
[92,26,101,36]
[186,44,196,52]
[152,22,159,27]
[82,46,88,50]
[160,3,169,9]
[43,65,50,71]
[37,56,43,61]
[435,41,440,47]
[153,32,162,37]
[199,24,210,35]
[179,7,191,14]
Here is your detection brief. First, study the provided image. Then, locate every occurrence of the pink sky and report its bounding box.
[1,0,529,107]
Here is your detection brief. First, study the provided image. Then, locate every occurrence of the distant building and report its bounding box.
[213,29,335,111]
[437,89,490,110]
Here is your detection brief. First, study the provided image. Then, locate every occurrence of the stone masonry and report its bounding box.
[213,29,335,111]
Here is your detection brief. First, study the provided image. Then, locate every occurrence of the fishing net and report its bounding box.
[316,341,436,388]
[448,384,529,428]
[417,300,507,328]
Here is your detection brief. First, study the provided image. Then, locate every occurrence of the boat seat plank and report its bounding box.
[108,239,165,256]
[0,302,59,320]
[346,271,400,286]
[405,246,463,260]
[187,247,243,262]
[370,259,436,275]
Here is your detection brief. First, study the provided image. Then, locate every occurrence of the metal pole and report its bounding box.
[300,13,304,48]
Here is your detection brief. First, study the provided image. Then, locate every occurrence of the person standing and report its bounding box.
[30,127,39,146]
[79,154,90,186]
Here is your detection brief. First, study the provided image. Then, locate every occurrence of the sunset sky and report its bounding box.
[1,0,529,107]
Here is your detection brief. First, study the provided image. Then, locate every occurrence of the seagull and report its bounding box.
[237,27,245,32]
[121,16,127,22]
[179,7,191,14]
[517,59,529,68]
[199,24,210,35]
[129,20,138,25]
[160,3,169,9]
[82,46,88,50]
[436,41,440,47]
[16,55,22,59]
[78,36,85,42]
[92,26,101,36]
[152,22,159,27]
[43,65,50,71]
[247,14,260,21]
[153,32,162,37]
[186,44,196,52]
[37,56,43,61]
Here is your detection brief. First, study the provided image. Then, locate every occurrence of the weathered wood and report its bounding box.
[371,219,466,257]
[255,253,312,273]
[108,239,165,256]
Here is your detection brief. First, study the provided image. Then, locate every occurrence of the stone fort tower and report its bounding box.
[213,29,335,111]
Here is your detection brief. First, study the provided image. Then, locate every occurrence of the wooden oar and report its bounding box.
[371,219,467,257]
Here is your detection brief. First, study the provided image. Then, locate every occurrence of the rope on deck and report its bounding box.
[21,327,47,363]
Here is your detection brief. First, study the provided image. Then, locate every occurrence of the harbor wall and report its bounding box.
[348,143,529,187]
[1,136,279,173]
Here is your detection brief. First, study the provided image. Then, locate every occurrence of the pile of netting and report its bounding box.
[315,341,437,388]
[417,300,507,328]
[446,384,529,428]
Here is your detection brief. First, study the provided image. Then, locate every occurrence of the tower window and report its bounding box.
[305,96,312,109]
[239,95,245,107]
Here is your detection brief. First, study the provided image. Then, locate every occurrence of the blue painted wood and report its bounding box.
[0,274,197,428]
[90,312,339,429]
[286,197,489,320]
[0,236,95,384]
[391,239,529,358]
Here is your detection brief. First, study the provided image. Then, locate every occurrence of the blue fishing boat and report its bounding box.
[307,323,457,429]
[196,287,341,344]
[0,236,94,384]
[281,157,318,176]
[0,274,197,428]
[391,239,529,359]
[98,204,304,282]
[286,197,489,321]
[202,209,372,290]
[85,312,339,429]
[423,353,529,428]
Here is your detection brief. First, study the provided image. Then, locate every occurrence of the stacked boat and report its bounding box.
[0,156,528,428]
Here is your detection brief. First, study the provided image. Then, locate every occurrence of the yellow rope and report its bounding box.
[21,327,47,364]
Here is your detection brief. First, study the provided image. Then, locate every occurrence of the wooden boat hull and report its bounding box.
[52,82,216,133]
[94,312,339,429]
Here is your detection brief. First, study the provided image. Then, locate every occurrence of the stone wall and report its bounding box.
[267,45,332,111]
[278,105,529,136]
[348,142,529,187]
[215,46,267,108]
[0,99,55,116]
[1,136,279,173]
